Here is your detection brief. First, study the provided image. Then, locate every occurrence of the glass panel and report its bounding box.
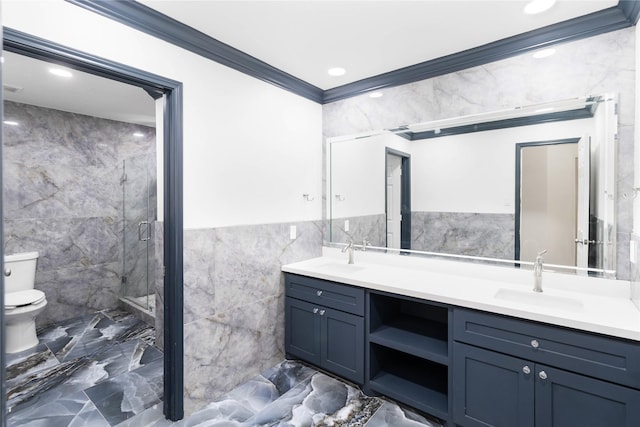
[122,154,154,313]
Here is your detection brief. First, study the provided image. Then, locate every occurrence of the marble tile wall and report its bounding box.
[3,101,156,326]
[182,220,322,415]
[631,233,640,310]
[411,212,514,259]
[330,214,386,247]
[322,27,635,280]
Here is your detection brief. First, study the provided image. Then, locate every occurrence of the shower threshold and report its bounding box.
[120,293,155,324]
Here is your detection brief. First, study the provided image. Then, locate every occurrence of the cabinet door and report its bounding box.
[535,365,640,427]
[285,297,321,365]
[453,343,534,427]
[321,307,364,384]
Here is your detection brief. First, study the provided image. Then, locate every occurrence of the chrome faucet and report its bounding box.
[362,237,371,251]
[342,240,355,264]
[533,250,547,293]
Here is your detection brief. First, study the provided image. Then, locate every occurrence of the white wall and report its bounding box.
[2,0,323,230]
[411,118,595,213]
[329,132,410,218]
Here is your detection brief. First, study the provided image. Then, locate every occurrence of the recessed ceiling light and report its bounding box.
[524,0,556,15]
[532,48,556,59]
[49,68,73,78]
[369,92,383,99]
[3,120,19,126]
[133,132,145,137]
[327,67,346,77]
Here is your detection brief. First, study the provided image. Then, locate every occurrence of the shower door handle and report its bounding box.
[138,221,151,242]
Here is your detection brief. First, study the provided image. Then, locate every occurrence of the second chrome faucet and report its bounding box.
[533,250,547,292]
[341,237,371,264]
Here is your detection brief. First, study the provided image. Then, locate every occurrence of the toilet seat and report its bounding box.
[5,289,46,310]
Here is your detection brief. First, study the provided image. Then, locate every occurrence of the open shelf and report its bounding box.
[369,293,449,364]
[369,344,449,420]
[369,315,448,364]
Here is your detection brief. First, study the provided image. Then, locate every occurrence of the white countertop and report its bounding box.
[282,248,640,341]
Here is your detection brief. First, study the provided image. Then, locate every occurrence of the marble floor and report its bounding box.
[5,311,442,427]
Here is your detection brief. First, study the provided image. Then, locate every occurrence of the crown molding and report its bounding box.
[65,0,324,103]
[324,4,635,103]
[67,1,636,105]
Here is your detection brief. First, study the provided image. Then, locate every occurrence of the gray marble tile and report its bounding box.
[411,212,514,259]
[36,263,121,327]
[4,216,121,272]
[5,343,59,384]
[4,101,158,327]
[182,220,321,415]
[330,214,386,247]
[243,372,381,427]
[84,358,163,425]
[631,233,640,310]
[7,390,110,427]
[364,401,441,427]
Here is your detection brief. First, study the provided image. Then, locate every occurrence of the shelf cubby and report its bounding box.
[368,293,449,364]
[369,343,449,420]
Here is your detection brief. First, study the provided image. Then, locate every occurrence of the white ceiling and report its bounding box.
[139,0,618,90]
[2,51,157,127]
[2,0,619,125]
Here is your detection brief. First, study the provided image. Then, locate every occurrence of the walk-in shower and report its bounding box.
[121,153,157,318]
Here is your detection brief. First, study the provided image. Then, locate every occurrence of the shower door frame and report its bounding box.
[1,29,185,421]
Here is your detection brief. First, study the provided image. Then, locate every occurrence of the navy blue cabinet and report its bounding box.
[453,343,534,427]
[454,309,640,427]
[285,274,365,384]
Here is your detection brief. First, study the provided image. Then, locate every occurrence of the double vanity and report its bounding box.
[282,248,640,427]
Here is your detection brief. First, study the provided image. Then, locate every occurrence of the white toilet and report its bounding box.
[4,251,47,353]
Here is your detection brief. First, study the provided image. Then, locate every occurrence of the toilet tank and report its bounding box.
[4,251,39,293]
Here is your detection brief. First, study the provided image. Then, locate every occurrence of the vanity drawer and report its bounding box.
[285,273,364,316]
[454,308,640,389]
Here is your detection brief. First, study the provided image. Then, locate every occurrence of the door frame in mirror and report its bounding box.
[515,137,583,264]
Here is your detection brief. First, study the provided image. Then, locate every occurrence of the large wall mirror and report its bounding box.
[328,94,617,277]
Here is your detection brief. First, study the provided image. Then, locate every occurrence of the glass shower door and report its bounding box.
[122,154,155,313]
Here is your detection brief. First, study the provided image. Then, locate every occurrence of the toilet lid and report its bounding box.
[5,289,46,309]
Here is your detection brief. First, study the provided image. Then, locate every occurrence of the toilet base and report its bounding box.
[6,319,39,354]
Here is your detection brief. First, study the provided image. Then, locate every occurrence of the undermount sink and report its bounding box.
[494,288,584,312]
[315,261,365,274]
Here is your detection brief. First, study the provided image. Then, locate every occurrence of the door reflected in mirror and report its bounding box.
[328,95,617,276]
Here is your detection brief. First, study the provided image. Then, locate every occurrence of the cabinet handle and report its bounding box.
[313,308,319,314]
[522,366,531,375]
[539,371,548,380]
[319,310,326,316]
[531,339,540,349]
[316,290,323,296]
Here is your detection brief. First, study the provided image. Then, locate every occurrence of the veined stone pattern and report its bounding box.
[182,220,323,415]
[330,214,386,247]
[3,101,157,326]
[412,212,514,259]
[322,27,635,280]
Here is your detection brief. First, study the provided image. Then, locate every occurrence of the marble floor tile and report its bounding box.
[7,313,441,427]
[363,401,441,427]
[84,358,164,425]
[7,391,110,427]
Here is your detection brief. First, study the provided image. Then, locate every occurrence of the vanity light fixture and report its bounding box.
[49,67,73,78]
[369,91,383,99]
[524,0,556,15]
[3,120,19,126]
[532,48,556,59]
[327,67,346,77]
[133,132,145,137]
